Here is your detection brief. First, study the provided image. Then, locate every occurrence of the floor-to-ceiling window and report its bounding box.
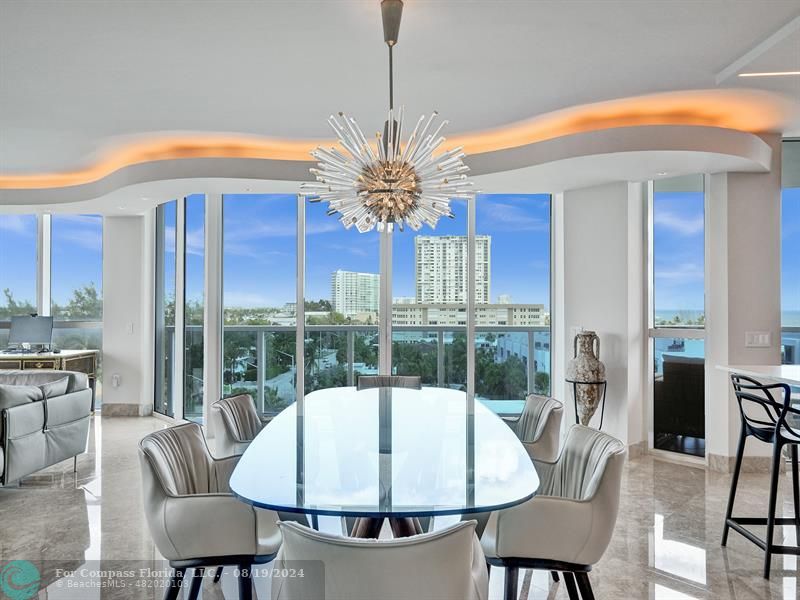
[0,213,105,404]
[155,191,553,420]
[154,201,177,417]
[0,214,38,348]
[183,195,205,420]
[51,214,104,403]
[474,194,551,414]
[650,175,706,457]
[782,140,799,366]
[391,199,469,391]
[223,194,298,416]
[305,199,380,393]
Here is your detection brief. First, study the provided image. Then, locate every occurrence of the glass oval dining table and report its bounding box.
[230,386,539,537]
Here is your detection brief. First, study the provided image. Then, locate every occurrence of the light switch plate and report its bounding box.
[745,331,771,348]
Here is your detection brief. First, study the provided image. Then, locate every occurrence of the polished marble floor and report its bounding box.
[1,416,798,599]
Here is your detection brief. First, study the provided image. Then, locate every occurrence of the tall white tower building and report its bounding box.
[414,235,491,304]
[330,270,380,317]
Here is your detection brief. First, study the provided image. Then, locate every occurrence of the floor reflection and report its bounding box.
[651,513,707,584]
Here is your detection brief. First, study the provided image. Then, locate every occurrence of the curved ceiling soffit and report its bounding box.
[0,125,772,207]
[0,88,790,205]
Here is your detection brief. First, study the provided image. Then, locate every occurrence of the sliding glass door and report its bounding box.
[649,175,706,457]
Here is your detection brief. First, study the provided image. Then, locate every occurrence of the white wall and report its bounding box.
[101,215,153,415]
[559,181,647,448]
[705,135,783,468]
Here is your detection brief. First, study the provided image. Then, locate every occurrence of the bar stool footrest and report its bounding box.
[726,518,800,555]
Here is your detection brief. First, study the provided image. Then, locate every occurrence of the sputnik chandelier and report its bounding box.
[301,0,474,233]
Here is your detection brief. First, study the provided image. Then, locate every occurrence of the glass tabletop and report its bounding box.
[230,386,540,518]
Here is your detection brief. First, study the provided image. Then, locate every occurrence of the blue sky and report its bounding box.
[0,214,103,309]
[783,187,800,314]
[220,193,551,309]
[1,188,797,315]
[653,190,705,312]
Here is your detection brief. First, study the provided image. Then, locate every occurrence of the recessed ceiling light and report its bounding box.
[738,71,800,78]
[117,206,126,210]
[657,171,668,176]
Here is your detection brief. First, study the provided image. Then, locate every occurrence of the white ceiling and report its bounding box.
[1,0,799,176]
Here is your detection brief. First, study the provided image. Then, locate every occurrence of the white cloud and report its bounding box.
[223,290,286,309]
[0,215,34,235]
[655,262,704,281]
[185,226,204,257]
[478,202,548,232]
[654,210,703,236]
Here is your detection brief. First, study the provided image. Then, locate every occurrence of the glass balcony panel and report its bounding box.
[223,329,259,400]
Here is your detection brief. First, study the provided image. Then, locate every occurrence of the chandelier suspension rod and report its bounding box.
[388,44,394,111]
[382,0,403,112]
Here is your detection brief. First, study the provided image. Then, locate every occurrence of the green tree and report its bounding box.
[52,282,102,320]
[0,288,36,319]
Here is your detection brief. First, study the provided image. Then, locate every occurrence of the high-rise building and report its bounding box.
[330,270,380,317]
[415,235,491,304]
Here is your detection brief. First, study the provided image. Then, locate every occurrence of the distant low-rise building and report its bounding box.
[392,303,547,326]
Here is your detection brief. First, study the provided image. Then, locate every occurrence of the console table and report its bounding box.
[0,349,99,410]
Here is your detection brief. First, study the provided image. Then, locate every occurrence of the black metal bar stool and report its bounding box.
[722,374,800,578]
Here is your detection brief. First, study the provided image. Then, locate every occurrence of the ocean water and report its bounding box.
[655,310,800,327]
[784,310,800,327]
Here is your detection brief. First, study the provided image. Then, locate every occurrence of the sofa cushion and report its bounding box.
[0,370,88,392]
[0,384,42,410]
[40,377,69,399]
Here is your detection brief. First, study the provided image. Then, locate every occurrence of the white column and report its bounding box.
[102,216,149,415]
[626,181,647,455]
[705,134,783,471]
[561,181,647,449]
[551,192,566,428]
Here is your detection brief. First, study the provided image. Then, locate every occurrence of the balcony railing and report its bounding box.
[162,324,552,419]
[159,325,800,420]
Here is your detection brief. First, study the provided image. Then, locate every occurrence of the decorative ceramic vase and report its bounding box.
[566,330,606,426]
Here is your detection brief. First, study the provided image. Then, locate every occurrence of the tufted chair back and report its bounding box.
[138,422,282,563]
[212,394,263,457]
[510,394,563,462]
[140,422,226,496]
[272,520,488,600]
[482,425,625,569]
[537,424,625,501]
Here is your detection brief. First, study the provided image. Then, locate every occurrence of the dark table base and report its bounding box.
[350,517,424,538]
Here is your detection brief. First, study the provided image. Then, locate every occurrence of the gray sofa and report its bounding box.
[0,370,92,485]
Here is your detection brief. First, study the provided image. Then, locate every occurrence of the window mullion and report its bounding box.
[174,197,186,421]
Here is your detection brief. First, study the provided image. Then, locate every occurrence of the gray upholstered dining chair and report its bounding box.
[357,375,422,391]
[138,422,281,600]
[503,394,563,462]
[271,520,488,600]
[480,425,625,600]
[212,393,264,457]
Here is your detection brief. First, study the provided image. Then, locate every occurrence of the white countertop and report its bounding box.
[717,364,800,386]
